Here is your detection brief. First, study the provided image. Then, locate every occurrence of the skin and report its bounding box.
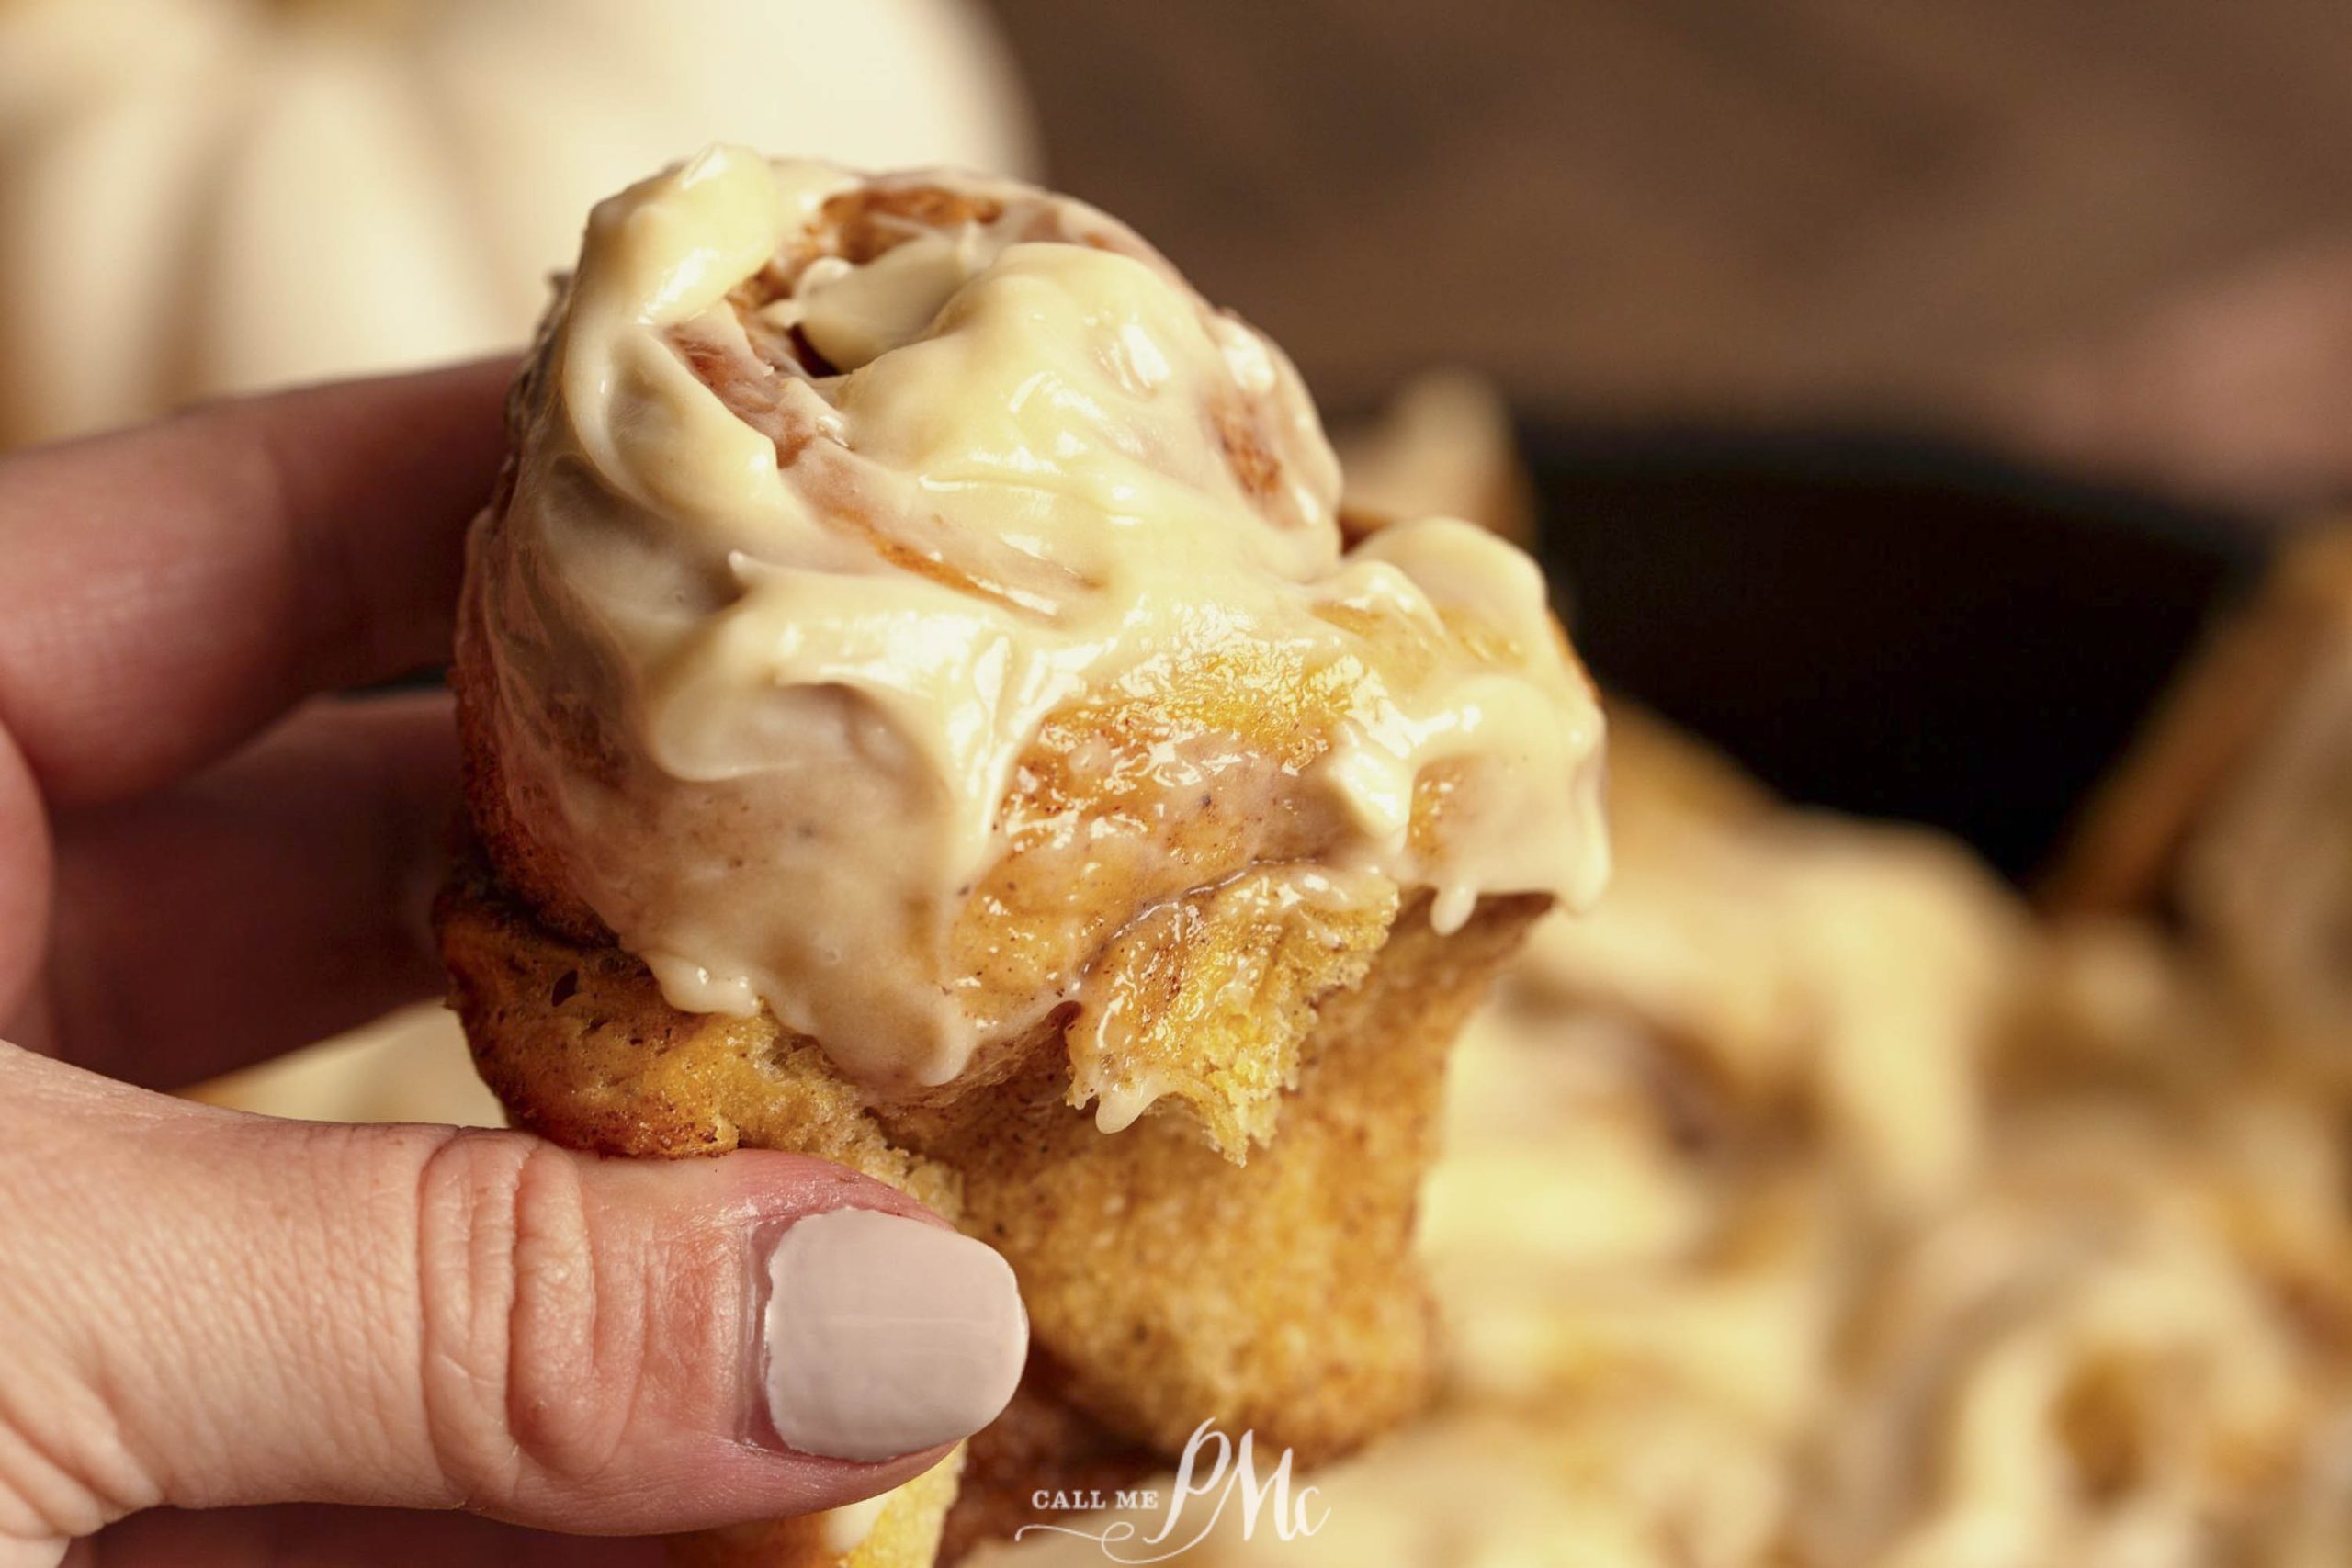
[0,365,956,1567]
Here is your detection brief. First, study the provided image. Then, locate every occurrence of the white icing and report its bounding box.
[474,146,1609,1096]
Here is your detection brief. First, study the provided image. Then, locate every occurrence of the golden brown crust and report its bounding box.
[436,864,960,1213]
[1060,867,1397,1155]
[888,891,1544,1463]
[438,868,1544,1469]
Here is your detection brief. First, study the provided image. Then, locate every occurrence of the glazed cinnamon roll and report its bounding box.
[437,146,1608,1565]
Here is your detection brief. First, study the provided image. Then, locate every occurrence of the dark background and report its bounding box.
[985,1,2352,510]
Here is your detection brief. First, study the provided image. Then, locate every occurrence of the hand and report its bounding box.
[0,367,1024,1567]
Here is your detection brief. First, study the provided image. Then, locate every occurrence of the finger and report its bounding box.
[0,359,510,807]
[41,693,458,1088]
[81,1505,662,1568]
[0,724,50,1043]
[0,1049,1026,1554]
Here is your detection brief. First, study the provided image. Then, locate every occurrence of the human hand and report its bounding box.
[0,367,1025,1568]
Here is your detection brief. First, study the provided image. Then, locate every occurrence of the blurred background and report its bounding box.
[992,1,2352,516]
[17,0,2352,512]
[13,4,2352,1564]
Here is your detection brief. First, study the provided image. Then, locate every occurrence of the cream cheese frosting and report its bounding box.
[469,145,1608,1100]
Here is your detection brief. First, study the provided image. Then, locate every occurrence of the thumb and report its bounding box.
[0,1043,1025,1554]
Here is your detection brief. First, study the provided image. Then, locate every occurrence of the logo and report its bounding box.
[1013,1420,1329,1562]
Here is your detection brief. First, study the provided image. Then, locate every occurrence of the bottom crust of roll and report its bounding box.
[436,866,1546,1556]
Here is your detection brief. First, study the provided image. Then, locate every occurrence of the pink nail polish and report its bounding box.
[761,1208,1027,1461]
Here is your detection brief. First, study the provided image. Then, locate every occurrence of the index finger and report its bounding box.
[0,359,512,807]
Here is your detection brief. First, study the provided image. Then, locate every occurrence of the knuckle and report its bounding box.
[413,1132,644,1505]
